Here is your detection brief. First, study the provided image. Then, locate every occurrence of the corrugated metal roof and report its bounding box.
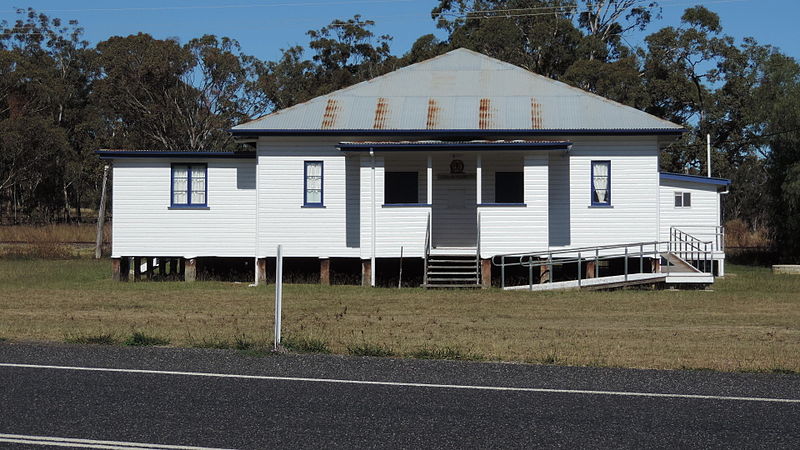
[233,48,683,134]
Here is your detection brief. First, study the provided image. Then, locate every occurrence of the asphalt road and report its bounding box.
[1,343,799,449]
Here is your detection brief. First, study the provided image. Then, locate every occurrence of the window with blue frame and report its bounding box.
[171,164,207,207]
[591,161,611,206]
[385,172,419,204]
[495,172,524,203]
[304,161,323,206]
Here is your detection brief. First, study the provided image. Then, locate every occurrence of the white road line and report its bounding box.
[0,433,234,450]
[1,362,799,404]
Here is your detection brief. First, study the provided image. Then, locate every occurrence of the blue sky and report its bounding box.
[2,0,796,61]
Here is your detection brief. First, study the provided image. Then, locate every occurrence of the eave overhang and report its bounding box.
[337,140,572,152]
[660,172,731,186]
[229,128,687,138]
[96,150,255,160]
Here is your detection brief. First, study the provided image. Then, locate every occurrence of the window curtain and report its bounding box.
[306,162,322,204]
[190,166,206,205]
[592,162,609,204]
[173,166,189,204]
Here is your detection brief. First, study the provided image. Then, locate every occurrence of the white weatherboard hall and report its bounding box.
[100,49,730,290]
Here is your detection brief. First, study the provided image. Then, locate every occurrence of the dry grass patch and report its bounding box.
[0,223,106,243]
[1,259,799,372]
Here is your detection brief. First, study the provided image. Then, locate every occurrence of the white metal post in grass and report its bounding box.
[274,244,283,351]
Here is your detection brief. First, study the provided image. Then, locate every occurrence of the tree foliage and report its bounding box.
[1,5,799,260]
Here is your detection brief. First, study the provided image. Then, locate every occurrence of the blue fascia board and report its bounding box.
[229,128,687,137]
[660,172,731,186]
[96,150,255,159]
[338,141,572,152]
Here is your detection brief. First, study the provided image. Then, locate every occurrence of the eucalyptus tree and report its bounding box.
[0,8,95,222]
[93,33,267,151]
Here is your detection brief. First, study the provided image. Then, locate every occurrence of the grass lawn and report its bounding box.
[0,258,798,372]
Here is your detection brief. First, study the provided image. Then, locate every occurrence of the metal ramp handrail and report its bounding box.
[493,238,713,290]
[670,225,725,252]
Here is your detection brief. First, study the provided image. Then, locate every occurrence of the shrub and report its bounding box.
[124,331,169,347]
[347,342,394,357]
[192,337,231,349]
[65,332,119,345]
[281,335,330,354]
[409,346,482,361]
[234,334,255,351]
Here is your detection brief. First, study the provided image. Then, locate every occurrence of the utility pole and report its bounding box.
[707,134,712,178]
[95,165,109,259]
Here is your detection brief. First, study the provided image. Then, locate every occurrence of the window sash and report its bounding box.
[304,161,324,206]
[591,161,611,205]
[172,164,207,207]
[495,171,524,204]
[385,172,419,204]
[674,192,691,208]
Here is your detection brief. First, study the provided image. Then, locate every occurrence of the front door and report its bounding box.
[432,170,477,248]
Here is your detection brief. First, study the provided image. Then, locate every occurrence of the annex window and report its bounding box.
[171,164,207,207]
[674,192,692,208]
[304,161,324,206]
[495,172,524,204]
[591,161,611,206]
[385,172,419,204]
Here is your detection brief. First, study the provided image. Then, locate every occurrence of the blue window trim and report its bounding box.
[477,203,527,207]
[170,163,208,208]
[590,160,611,207]
[381,203,432,208]
[303,161,324,207]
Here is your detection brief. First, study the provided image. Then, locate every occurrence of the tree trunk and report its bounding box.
[63,182,71,223]
[95,165,109,259]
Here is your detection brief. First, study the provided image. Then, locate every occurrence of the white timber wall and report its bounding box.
[111,158,256,258]
[257,137,360,258]
[658,179,721,243]
[479,152,549,258]
[359,154,430,259]
[549,137,661,249]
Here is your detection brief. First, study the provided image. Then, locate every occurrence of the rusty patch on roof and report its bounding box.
[426,98,440,129]
[479,98,493,129]
[321,98,340,129]
[373,97,390,129]
[531,97,543,129]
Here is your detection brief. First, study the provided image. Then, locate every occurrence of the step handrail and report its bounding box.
[476,211,482,284]
[671,225,725,251]
[423,211,431,284]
